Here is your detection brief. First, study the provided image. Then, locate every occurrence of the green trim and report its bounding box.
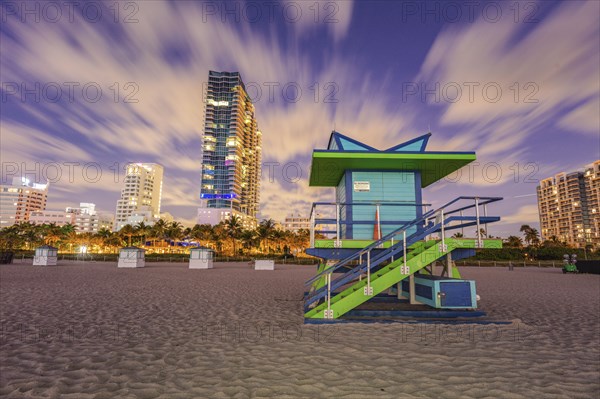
[312,263,328,291]
[314,239,394,249]
[309,151,476,187]
[305,238,502,319]
[451,267,462,279]
[314,238,501,250]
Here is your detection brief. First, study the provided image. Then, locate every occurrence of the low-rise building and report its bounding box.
[29,210,75,226]
[0,177,49,228]
[30,202,114,234]
[282,213,310,233]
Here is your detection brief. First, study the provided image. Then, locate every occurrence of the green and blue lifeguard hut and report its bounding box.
[303,131,503,321]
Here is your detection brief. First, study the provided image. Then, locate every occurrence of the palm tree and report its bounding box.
[20,222,41,250]
[505,235,523,248]
[0,225,21,250]
[256,219,276,253]
[475,228,487,239]
[152,219,168,247]
[42,223,63,246]
[520,225,540,247]
[119,224,136,247]
[239,229,257,254]
[97,227,112,238]
[165,221,183,251]
[271,229,286,253]
[191,224,215,248]
[61,223,76,236]
[135,222,151,247]
[452,232,464,238]
[96,228,115,252]
[106,234,123,253]
[293,229,310,254]
[211,223,226,253]
[224,215,243,255]
[167,221,183,240]
[76,232,95,253]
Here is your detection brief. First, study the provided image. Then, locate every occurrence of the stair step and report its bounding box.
[306,239,449,319]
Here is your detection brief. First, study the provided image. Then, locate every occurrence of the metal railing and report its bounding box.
[309,201,432,248]
[305,196,502,318]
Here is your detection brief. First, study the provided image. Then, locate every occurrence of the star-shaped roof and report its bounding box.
[310,131,476,187]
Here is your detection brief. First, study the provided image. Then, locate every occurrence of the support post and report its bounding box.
[439,210,447,252]
[310,208,315,248]
[475,197,482,248]
[376,203,381,242]
[409,273,417,304]
[440,209,445,246]
[483,203,488,238]
[359,253,362,281]
[364,250,373,295]
[403,231,407,274]
[335,203,341,248]
[367,250,370,288]
[325,273,332,319]
[446,252,453,278]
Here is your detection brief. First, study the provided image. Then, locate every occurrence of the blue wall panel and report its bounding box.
[350,171,418,239]
[336,175,346,238]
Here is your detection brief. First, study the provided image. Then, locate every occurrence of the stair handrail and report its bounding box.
[304,210,435,287]
[309,201,432,247]
[306,197,504,312]
[304,221,437,306]
[305,211,493,309]
[322,212,502,296]
[305,196,502,286]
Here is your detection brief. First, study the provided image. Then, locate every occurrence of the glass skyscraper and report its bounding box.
[199,71,261,225]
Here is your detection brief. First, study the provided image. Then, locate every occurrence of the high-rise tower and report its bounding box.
[537,160,600,248]
[114,163,163,231]
[198,71,262,228]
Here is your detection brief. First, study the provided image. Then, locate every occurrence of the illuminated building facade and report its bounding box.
[199,71,262,225]
[0,177,48,227]
[114,163,163,231]
[537,160,600,248]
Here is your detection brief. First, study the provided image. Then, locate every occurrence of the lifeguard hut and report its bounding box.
[254,259,275,270]
[189,247,214,269]
[118,247,145,268]
[33,245,58,266]
[303,131,503,321]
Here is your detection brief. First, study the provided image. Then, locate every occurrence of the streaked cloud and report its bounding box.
[419,0,599,156]
[1,0,598,235]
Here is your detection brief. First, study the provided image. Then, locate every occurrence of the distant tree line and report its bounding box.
[0,216,311,257]
[462,224,599,261]
[2,220,597,261]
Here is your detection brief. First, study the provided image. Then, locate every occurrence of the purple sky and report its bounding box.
[1,0,599,236]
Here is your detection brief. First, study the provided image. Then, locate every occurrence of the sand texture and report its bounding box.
[1,262,599,398]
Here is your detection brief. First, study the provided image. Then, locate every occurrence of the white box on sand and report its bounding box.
[118,247,145,268]
[33,245,58,266]
[254,260,275,270]
[189,248,214,269]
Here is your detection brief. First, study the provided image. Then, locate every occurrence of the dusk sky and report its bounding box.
[1,0,599,236]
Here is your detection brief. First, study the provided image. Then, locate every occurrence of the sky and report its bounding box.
[1,0,599,237]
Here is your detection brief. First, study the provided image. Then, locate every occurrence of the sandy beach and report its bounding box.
[1,262,598,398]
